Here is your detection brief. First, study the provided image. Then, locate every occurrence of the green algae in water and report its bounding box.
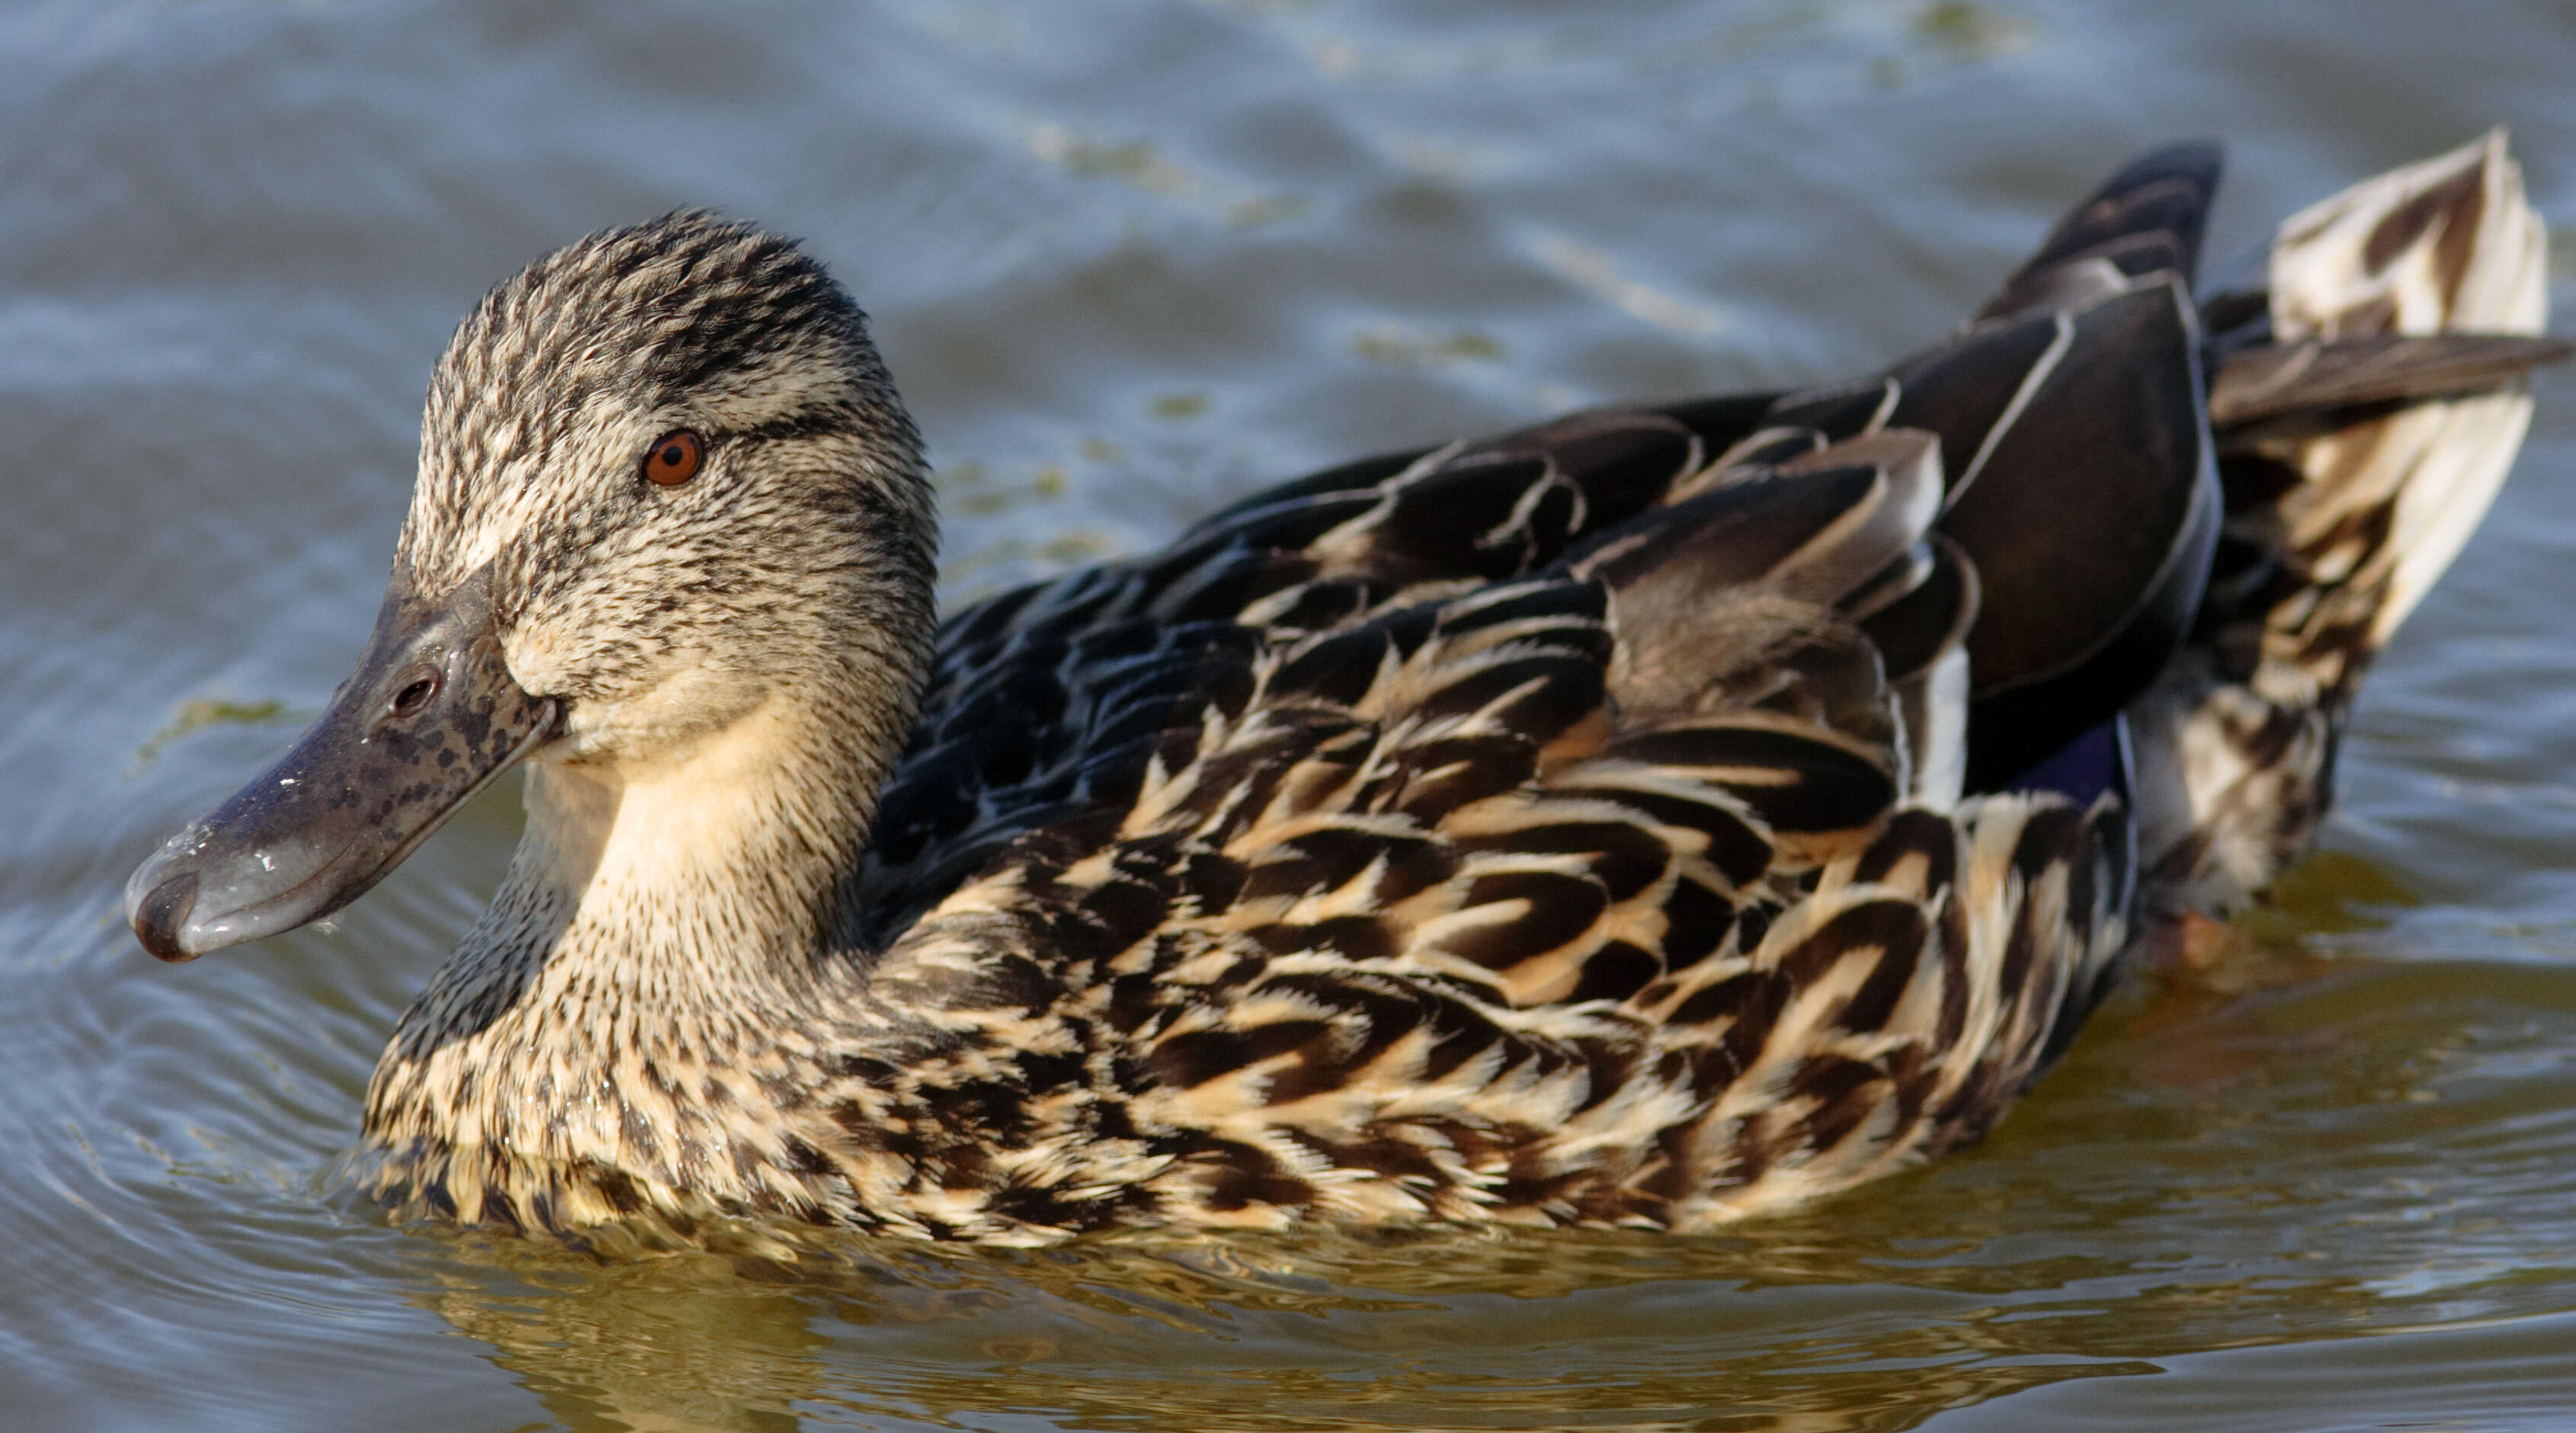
[127,697,294,776]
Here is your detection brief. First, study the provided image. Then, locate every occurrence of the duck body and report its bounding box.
[132,135,2558,1244]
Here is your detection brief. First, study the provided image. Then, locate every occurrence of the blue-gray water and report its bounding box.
[10,2,2576,1428]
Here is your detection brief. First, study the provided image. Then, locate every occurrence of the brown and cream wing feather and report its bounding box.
[813,138,2555,1238]
[857,405,2145,1234]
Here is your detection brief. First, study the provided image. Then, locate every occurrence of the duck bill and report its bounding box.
[125,566,559,963]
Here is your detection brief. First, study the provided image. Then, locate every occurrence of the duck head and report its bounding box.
[126,213,934,962]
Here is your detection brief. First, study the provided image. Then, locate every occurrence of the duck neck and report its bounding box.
[523,702,883,1002]
[364,647,928,1183]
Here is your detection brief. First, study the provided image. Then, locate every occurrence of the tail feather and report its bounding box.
[2132,130,2556,917]
[2257,130,2549,656]
[2208,332,2570,429]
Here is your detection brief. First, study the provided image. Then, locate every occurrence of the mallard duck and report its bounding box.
[126,133,2558,1243]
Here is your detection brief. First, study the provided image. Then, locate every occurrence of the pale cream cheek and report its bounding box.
[518,697,812,903]
[508,627,774,765]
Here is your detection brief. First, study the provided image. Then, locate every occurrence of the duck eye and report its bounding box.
[641,429,705,487]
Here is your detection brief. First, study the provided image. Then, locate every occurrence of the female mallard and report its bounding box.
[128,134,2558,1242]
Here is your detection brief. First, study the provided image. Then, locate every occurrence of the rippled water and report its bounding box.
[12,2,2576,1428]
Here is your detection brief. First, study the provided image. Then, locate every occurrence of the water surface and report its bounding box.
[9,2,2576,1428]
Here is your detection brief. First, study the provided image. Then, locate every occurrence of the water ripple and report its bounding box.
[10,0,2576,1428]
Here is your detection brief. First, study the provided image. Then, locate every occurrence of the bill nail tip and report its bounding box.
[131,872,204,964]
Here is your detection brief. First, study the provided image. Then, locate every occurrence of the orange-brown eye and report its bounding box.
[641,429,704,487]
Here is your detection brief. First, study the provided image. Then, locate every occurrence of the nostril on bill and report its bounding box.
[389,674,441,719]
[133,872,202,963]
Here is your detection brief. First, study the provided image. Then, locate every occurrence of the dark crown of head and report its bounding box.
[441,211,876,412]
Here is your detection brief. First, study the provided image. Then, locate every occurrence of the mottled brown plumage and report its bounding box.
[133,134,2557,1246]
